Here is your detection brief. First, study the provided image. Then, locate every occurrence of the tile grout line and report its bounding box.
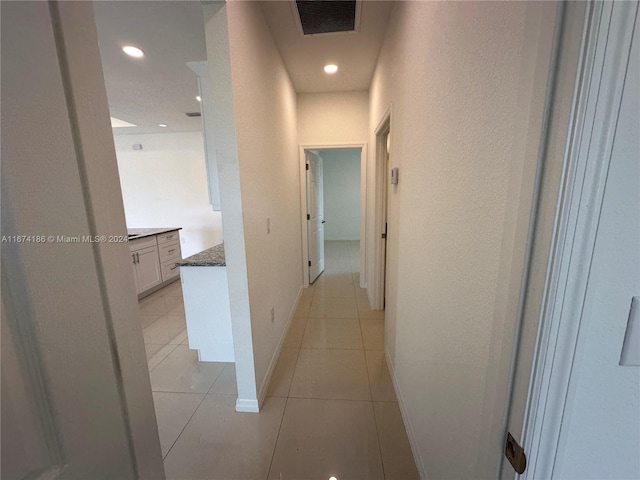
[161,390,210,461]
[265,395,290,480]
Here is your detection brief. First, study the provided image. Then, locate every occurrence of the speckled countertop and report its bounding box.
[127,227,181,241]
[176,243,226,267]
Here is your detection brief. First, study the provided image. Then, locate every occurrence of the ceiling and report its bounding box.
[93,1,393,136]
[261,1,394,93]
[93,1,207,135]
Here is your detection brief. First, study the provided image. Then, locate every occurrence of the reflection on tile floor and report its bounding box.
[142,241,419,479]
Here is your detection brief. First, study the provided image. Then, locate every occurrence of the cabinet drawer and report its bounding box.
[129,236,157,251]
[157,230,180,245]
[161,260,180,282]
[159,241,181,263]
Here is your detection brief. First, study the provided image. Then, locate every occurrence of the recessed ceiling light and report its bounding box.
[158,123,168,127]
[324,64,338,74]
[196,95,202,102]
[122,45,144,58]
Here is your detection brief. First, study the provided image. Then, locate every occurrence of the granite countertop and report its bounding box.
[127,227,181,241]
[176,243,226,267]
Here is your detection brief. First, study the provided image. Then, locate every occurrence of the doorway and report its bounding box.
[372,110,391,310]
[300,145,367,288]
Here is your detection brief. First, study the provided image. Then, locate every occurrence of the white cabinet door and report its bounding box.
[135,246,162,293]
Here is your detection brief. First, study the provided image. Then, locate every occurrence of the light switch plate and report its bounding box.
[620,296,640,366]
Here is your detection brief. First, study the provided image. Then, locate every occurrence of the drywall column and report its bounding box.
[202,1,258,412]
[1,1,164,478]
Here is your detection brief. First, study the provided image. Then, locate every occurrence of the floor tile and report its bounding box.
[208,363,237,395]
[301,317,363,349]
[360,318,385,350]
[152,392,204,458]
[159,280,183,298]
[283,317,308,348]
[147,344,179,372]
[365,350,397,402]
[268,398,384,480]
[374,402,420,479]
[266,348,299,397]
[163,395,286,480]
[140,314,161,329]
[289,348,371,401]
[357,296,385,319]
[143,315,186,345]
[313,281,355,298]
[139,294,167,316]
[309,296,358,318]
[293,296,312,317]
[150,345,225,393]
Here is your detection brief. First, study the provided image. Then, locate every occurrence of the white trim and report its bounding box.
[299,143,368,288]
[520,2,638,478]
[385,348,427,480]
[372,106,392,310]
[256,285,303,409]
[235,398,260,413]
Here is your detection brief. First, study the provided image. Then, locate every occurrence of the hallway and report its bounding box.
[141,240,418,480]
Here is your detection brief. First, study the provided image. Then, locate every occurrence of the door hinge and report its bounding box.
[305,163,309,170]
[505,432,526,474]
[308,261,312,267]
[381,233,386,239]
[307,214,310,220]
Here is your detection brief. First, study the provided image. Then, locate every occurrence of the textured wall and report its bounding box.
[297,90,369,146]
[114,132,223,257]
[367,2,558,477]
[225,0,302,400]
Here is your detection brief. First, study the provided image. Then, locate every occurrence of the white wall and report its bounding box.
[297,90,368,145]
[114,132,222,257]
[555,18,640,478]
[319,149,361,241]
[367,2,561,478]
[204,0,302,409]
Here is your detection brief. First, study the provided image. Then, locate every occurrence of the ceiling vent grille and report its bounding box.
[295,1,357,35]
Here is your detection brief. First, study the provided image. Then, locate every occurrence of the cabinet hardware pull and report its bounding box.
[132,254,136,264]
[135,252,140,263]
[168,249,175,254]
[170,265,178,270]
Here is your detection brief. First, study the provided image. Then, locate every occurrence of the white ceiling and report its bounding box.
[93,1,393,136]
[260,1,394,93]
[93,1,207,135]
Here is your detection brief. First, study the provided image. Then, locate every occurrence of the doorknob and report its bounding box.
[321,220,326,224]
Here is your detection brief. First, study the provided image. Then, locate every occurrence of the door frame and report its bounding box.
[372,107,392,310]
[507,1,638,477]
[299,143,367,288]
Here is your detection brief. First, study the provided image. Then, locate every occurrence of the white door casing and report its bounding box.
[306,151,325,282]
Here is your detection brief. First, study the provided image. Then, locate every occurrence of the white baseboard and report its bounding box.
[235,398,259,413]
[256,285,303,408]
[385,348,428,480]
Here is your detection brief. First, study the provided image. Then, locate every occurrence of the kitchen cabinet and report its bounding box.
[129,228,182,297]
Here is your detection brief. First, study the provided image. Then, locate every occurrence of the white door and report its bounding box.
[136,246,162,293]
[2,2,163,478]
[306,151,325,283]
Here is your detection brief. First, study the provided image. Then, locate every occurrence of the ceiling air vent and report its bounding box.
[185,112,201,117]
[295,1,357,35]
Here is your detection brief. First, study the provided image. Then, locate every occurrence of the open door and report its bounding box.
[306,151,325,283]
[1,2,164,478]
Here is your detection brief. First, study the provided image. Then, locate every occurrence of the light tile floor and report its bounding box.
[140,241,419,480]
